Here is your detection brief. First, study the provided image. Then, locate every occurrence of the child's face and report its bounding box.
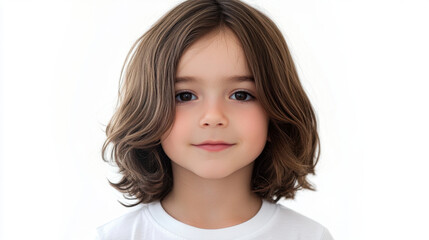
[161,28,269,180]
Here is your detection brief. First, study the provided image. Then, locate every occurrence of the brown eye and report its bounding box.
[175,92,196,102]
[231,91,254,101]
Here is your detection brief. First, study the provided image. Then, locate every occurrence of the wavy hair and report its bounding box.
[102,0,320,207]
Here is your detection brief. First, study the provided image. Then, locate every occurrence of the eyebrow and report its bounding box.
[174,75,254,84]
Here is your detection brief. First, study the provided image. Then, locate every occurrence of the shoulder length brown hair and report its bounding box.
[102,0,320,207]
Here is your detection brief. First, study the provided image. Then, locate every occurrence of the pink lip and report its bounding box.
[193,141,235,152]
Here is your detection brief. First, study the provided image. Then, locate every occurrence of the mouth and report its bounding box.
[192,141,235,152]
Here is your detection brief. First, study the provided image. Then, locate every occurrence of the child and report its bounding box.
[97,0,334,239]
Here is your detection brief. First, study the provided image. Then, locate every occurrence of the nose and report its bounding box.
[199,100,228,128]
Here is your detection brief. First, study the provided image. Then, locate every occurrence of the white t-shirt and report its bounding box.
[96,199,334,240]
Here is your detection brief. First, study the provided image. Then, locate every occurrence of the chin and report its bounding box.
[192,162,253,180]
[191,166,235,180]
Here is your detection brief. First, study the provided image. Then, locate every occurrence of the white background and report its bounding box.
[1,0,428,239]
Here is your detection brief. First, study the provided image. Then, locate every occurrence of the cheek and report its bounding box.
[237,107,269,137]
[234,107,269,159]
[161,110,191,149]
[169,110,192,138]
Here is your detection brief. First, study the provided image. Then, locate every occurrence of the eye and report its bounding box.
[175,91,197,102]
[230,91,254,101]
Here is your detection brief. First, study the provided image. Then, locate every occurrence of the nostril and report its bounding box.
[202,122,224,126]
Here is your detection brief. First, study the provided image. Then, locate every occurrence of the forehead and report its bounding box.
[176,28,251,83]
[175,75,254,84]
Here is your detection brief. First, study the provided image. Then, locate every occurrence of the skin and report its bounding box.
[160,27,269,229]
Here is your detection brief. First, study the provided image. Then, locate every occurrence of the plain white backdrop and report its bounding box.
[1,0,428,239]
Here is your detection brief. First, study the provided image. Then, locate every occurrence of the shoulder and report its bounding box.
[95,205,149,240]
[268,203,334,240]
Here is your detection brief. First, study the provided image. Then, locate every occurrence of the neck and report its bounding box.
[160,161,262,229]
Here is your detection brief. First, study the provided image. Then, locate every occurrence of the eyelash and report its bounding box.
[175,90,255,103]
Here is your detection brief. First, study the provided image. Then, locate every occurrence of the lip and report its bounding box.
[196,140,233,145]
[193,141,235,152]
